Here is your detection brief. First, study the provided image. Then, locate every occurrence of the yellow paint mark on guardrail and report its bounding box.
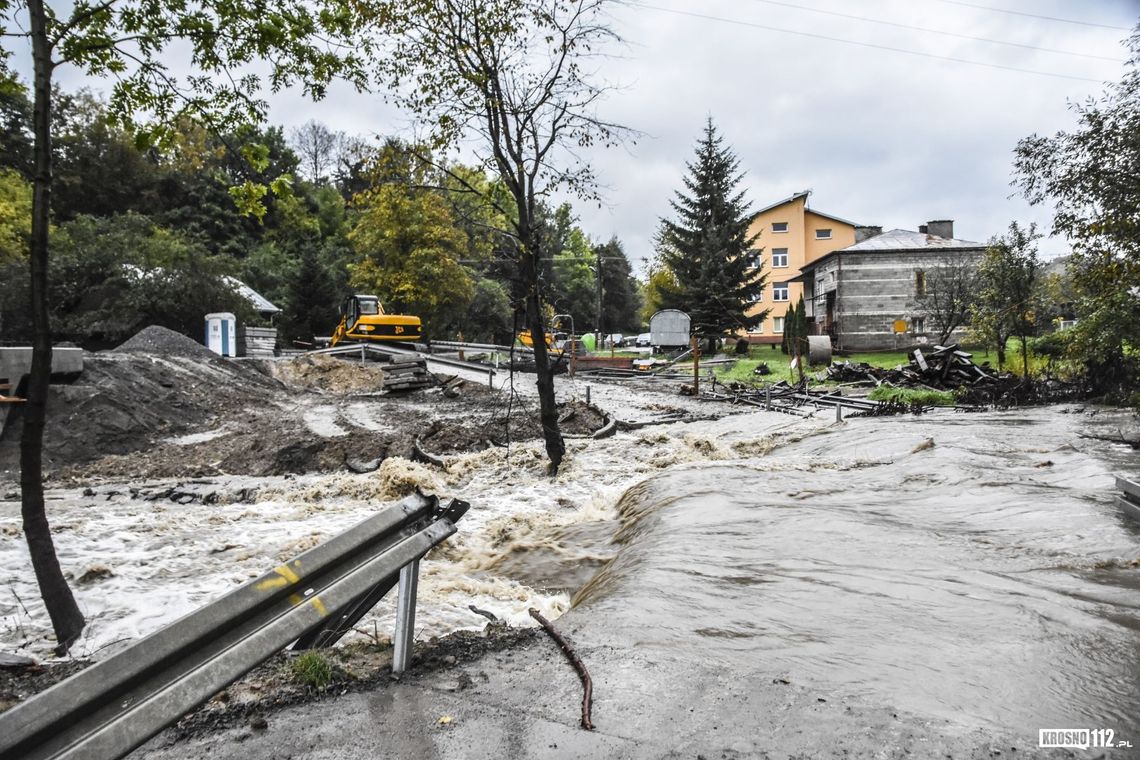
[255,564,303,592]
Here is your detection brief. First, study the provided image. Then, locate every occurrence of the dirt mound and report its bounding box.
[272,354,386,393]
[116,325,217,360]
[0,352,283,474]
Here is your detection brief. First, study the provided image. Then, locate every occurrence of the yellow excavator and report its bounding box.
[330,294,422,347]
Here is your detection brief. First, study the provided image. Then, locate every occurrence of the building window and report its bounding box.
[748,322,764,334]
[772,248,789,268]
[915,270,926,297]
[772,316,785,333]
[912,316,926,333]
[815,228,832,239]
[773,282,789,301]
[772,222,788,233]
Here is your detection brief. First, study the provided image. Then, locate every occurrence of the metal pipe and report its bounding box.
[392,560,420,674]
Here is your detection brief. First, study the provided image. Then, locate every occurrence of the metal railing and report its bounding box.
[1118,475,1140,523]
[0,492,468,760]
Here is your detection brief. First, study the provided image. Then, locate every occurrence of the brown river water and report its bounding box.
[555,407,1140,738]
[2,392,1136,743]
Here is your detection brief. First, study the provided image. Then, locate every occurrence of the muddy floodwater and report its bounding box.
[565,406,1140,741]
[2,388,1139,745]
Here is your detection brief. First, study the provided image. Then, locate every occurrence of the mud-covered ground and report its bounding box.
[0,327,607,482]
[0,621,538,740]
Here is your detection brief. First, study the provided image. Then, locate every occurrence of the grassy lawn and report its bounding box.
[709,339,1043,387]
[711,346,915,385]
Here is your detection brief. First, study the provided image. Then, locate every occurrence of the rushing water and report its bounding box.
[566,407,1140,737]
[2,386,1137,742]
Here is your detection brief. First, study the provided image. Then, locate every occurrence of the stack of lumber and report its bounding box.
[237,326,278,358]
[383,359,436,392]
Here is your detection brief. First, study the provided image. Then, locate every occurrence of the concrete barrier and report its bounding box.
[0,346,84,434]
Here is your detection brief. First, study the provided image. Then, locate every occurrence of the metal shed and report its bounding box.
[649,309,691,350]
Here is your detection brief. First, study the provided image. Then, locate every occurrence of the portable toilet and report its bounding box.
[204,312,237,357]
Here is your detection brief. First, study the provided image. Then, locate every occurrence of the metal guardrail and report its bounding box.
[0,492,468,760]
[1117,475,1140,523]
[309,342,497,384]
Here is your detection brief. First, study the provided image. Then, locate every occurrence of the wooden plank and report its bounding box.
[913,349,927,371]
[0,396,26,403]
[1117,495,1140,524]
[1116,476,1140,502]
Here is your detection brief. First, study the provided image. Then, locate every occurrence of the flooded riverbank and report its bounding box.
[3,388,1138,746]
[572,406,1140,738]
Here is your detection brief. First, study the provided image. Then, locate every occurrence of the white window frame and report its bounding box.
[773,282,789,302]
[771,248,789,268]
[772,316,785,333]
[815,228,832,240]
[772,221,789,233]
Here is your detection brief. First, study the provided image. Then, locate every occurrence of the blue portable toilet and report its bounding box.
[204,312,237,357]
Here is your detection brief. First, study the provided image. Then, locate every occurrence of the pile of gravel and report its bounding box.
[115,325,217,359]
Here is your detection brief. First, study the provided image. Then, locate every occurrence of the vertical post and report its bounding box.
[488,368,494,388]
[586,385,591,405]
[457,331,465,362]
[765,385,772,411]
[691,335,700,396]
[392,559,420,674]
[835,403,842,423]
[360,344,365,364]
[569,336,577,378]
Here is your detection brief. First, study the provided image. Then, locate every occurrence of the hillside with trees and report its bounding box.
[0,81,643,351]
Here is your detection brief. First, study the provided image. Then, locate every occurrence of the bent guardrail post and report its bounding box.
[0,492,469,760]
[392,559,421,674]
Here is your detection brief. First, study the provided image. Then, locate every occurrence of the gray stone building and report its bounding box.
[795,220,986,351]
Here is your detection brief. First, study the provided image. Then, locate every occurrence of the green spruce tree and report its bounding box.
[659,118,767,348]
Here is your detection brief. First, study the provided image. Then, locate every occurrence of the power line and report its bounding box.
[740,0,1120,62]
[925,0,1132,32]
[630,2,1108,84]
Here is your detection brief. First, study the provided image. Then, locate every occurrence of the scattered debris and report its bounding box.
[468,605,499,623]
[826,344,1083,407]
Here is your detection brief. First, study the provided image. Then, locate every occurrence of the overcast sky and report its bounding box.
[50,0,1140,270]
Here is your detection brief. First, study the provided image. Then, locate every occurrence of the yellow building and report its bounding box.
[745,191,858,343]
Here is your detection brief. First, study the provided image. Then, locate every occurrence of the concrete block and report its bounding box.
[0,346,84,433]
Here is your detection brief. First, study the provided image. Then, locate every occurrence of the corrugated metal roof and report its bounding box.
[224,276,281,314]
[840,228,985,251]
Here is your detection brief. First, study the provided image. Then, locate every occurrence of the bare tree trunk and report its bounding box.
[519,242,564,475]
[23,0,84,655]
